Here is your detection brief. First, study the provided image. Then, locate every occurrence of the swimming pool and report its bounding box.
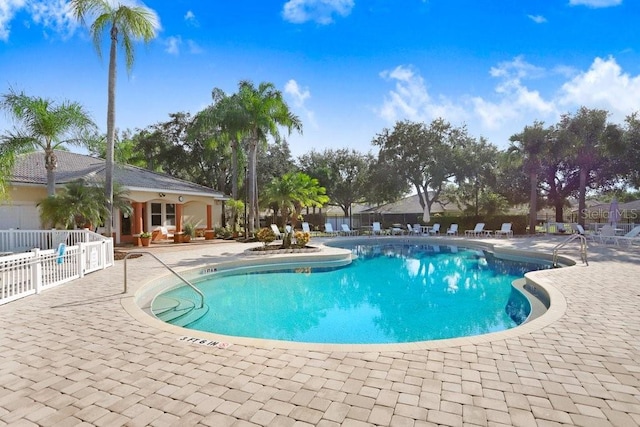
[152,243,552,344]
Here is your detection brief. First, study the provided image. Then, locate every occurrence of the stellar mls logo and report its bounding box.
[581,208,639,220]
[178,336,232,349]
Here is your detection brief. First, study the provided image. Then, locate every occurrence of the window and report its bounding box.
[151,203,162,226]
[166,204,176,226]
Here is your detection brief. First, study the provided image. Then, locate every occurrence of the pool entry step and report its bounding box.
[152,295,209,327]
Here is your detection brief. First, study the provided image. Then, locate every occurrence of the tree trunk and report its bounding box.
[247,139,258,234]
[104,24,118,238]
[578,168,587,227]
[231,138,239,199]
[529,171,537,235]
[44,149,57,196]
[555,201,564,223]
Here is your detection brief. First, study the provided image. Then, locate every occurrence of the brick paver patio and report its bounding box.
[1,236,639,426]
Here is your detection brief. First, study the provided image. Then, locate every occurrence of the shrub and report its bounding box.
[257,227,276,246]
[295,231,311,247]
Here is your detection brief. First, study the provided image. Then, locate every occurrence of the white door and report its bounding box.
[0,204,40,229]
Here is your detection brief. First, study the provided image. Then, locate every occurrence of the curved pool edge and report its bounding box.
[121,238,570,352]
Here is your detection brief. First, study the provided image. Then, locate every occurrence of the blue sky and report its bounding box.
[1,0,639,158]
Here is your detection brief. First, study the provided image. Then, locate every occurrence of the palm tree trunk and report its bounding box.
[529,171,537,235]
[44,149,57,196]
[247,139,257,234]
[231,138,239,199]
[105,24,118,237]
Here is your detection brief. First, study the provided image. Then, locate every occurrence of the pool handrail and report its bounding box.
[123,251,204,309]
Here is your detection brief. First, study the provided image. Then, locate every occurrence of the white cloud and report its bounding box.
[569,0,622,7]
[187,40,203,54]
[165,35,181,55]
[558,56,640,122]
[28,0,77,38]
[377,65,467,124]
[285,79,317,128]
[184,10,198,26]
[527,14,547,24]
[282,0,354,24]
[0,0,160,41]
[0,0,26,41]
[376,56,640,146]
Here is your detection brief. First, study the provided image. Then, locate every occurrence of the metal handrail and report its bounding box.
[552,233,588,267]
[123,251,204,309]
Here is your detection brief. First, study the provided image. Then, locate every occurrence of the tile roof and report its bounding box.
[11,150,228,199]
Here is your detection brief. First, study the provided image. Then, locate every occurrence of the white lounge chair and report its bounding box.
[446,224,458,236]
[270,224,284,240]
[372,222,385,236]
[406,224,418,235]
[301,222,313,236]
[494,223,513,238]
[465,223,485,237]
[324,223,338,236]
[428,223,440,235]
[413,223,423,235]
[614,225,640,247]
[341,224,358,236]
[596,224,617,245]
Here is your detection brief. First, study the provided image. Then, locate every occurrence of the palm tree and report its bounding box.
[509,121,549,234]
[236,81,302,234]
[0,89,96,196]
[39,179,132,230]
[70,0,159,237]
[263,172,329,228]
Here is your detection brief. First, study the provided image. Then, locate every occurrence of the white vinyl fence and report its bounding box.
[0,229,114,305]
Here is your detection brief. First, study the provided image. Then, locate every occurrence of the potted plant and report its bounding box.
[182,223,196,243]
[139,231,152,247]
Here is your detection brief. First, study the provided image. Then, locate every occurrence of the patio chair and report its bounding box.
[270,224,284,240]
[465,223,485,237]
[391,224,404,235]
[372,222,385,236]
[614,225,640,247]
[494,223,513,238]
[428,223,440,235]
[341,224,358,236]
[413,223,423,235]
[446,224,458,236]
[596,224,617,245]
[324,223,338,236]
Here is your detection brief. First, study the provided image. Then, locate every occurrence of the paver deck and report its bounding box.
[1,236,639,426]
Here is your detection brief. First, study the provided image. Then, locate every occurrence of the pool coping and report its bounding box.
[121,237,570,353]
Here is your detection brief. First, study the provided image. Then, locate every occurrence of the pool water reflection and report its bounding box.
[159,244,550,344]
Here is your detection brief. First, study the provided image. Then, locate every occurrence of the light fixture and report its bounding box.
[178,196,184,202]
[159,193,166,198]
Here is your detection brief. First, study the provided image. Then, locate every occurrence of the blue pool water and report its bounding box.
[158,244,551,344]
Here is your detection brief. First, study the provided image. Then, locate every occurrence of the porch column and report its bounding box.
[206,204,213,230]
[134,202,143,234]
[176,203,183,232]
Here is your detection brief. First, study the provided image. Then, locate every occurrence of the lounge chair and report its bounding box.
[406,224,418,235]
[413,223,423,235]
[465,223,486,237]
[301,222,315,236]
[324,223,338,236]
[614,225,640,247]
[428,223,440,235]
[494,223,513,238]
[270,224,284,240]
[372,222,385,236]
[446,224,458,236]
[391,224,404,235]
[596,224,617,245]
[341,224,358,236]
